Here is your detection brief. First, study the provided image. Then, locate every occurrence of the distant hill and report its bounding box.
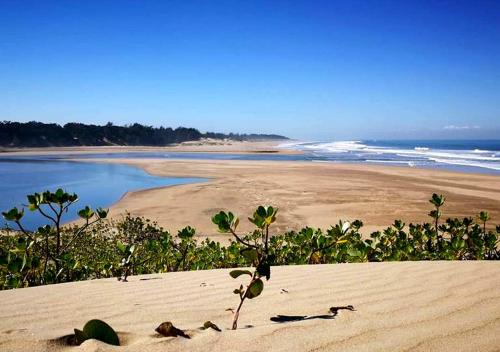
[0,121,288,147]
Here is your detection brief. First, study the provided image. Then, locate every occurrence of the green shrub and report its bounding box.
[0,191,498,291]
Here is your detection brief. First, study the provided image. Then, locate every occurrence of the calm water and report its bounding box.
[0,159,205,230]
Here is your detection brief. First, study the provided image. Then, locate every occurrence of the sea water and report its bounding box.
[279,139,500,174]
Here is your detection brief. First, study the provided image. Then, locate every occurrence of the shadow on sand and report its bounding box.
[270,305,355,323]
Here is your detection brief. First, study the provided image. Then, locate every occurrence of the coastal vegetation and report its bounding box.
[212,206,277,329]
[0,121,288,147]
[1,190,498,293]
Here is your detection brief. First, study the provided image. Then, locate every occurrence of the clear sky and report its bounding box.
[1,0,499,140]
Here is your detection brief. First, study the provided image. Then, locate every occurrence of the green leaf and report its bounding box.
[229,269,253,278]
[479,211,490,222]
[78,206,94,220]
[74,329,87,345]
[1,207,24,222]
[240,248,258,263]
[231,217,239,230]
[178,226,196,239]
[430,193,445,207]
[211,211,233,232]
[96,207,108,219]
[256,206,267,218]
[80,319,119,346]
[347,248,362,257]
[7,257,23,273]
[116,241,127,253]
[246,278,264,299]
[256,261,271,280]
[21,254,27,272]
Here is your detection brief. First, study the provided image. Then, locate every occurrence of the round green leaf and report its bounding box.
[246,278,264,299]
[81,319,119,346]
[229,269,252,279]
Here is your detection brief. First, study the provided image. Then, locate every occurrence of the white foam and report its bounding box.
[365,160,416,166]
[280,140,500,172]
[428,158,500,171]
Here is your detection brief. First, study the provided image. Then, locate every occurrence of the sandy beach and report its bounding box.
[0,261,498,352]
[0,139,299,156]
[2,145,500,352]
[71,157,500,237]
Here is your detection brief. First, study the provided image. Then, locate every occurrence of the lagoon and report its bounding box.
[0,159,205,230]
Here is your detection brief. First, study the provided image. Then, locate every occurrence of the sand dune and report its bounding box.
[0,261,498,351]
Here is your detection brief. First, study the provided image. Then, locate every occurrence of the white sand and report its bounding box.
[0,261,499,351]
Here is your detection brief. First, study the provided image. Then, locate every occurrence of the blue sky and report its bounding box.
[1,0,499,140]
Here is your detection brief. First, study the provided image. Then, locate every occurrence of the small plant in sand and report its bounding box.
[428,193,445,250]
[155,321,190,338]
[212,205,277,330]
[74,319,119,346]
[478,211,490,235]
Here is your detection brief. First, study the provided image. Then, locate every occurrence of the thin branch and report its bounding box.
[60,218,99,254]
[14,220,34,240]
[229,228,258,249]
[47,202,59,218]
[62,201,76,214]
[37,206,58,225]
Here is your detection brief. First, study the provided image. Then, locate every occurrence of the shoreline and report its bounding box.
[0,140,302,156]
[70,157,500,237]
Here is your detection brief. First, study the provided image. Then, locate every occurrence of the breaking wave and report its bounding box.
[279,140,500,173]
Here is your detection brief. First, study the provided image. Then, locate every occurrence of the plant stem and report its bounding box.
[232,294,246,330]
[232,272,257,330]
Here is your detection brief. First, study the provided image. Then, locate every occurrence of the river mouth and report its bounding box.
[0,158,206,230]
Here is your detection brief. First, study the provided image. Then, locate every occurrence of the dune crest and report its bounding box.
[0,261,499,351]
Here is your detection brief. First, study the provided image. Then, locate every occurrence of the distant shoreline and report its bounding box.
[0,140,303,156]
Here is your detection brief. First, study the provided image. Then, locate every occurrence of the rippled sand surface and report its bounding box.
[1,262,499,351]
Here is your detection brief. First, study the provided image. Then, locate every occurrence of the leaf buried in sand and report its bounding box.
[202,321,221,332]
[155,322,190,339]
[73,329,87,345]
[75,319,120,346]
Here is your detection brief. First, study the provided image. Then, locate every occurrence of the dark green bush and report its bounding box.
[1,190,498,290]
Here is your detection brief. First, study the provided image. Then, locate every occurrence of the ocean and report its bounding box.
[279,140,500,174]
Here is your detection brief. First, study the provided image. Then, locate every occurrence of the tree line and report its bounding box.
[0,121,288,147]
